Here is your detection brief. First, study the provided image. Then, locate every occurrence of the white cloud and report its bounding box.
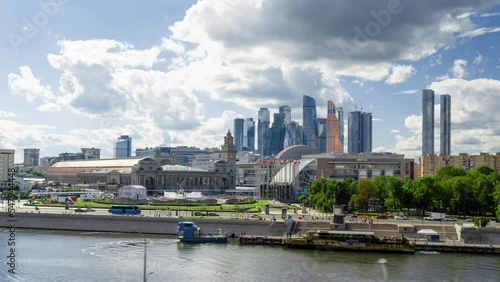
[473,53,483,65]
[393,89,418,95]
[459,26,500,38]
[385,65,416,85]
[480,12,500,17]
[452,59,468,79]
[8,66,55,103]
[390,129,400,133]
[0,111,16,118]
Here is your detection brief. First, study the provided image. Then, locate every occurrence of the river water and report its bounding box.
[1,230,499,282]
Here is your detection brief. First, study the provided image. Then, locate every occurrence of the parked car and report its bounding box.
[194,211,204,216]
[394,215,408,220]
[445,217,458,221]
[208,212,220,217]
[375,215,388,219]
[85,208,96,212]
[74,208,86,213]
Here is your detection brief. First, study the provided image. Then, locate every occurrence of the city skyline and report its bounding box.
[1,1,499,163]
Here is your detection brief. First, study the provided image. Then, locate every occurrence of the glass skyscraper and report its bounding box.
[258,108,270,156]
[440,94,451,155]
[284,121,302,148]
[279,105,291,123]
[348,111,372,154]
[302,95,319,149]
[317,118,327,153]
[234,118,244,151]
[327,100,342,153]
[269,113,285,156]
[422,89,435,156]
[114,135,132,158]
[244,118,255,151]
[338,107,344,153]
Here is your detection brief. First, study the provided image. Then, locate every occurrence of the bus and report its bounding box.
[108,205,141,215]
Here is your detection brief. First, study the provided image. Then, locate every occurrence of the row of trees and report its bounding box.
[300,165,500,219]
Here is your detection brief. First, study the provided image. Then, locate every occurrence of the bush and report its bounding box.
[474,217,490,227]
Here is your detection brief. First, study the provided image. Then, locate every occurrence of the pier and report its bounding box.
[239,235,500,254]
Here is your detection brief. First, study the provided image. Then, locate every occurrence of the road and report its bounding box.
[1,200,481,226]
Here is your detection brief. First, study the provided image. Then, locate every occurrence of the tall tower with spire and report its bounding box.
[221,130,237,168]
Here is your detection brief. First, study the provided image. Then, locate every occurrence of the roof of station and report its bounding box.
[271,159,316,184]
[275,145,320,160]
[50,157,146,168]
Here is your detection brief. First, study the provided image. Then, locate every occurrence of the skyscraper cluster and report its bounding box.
[422,89,451,156]
[234,95,370,156]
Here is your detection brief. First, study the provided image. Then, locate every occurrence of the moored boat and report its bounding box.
[286,230,414,253]
[177,221,228,244]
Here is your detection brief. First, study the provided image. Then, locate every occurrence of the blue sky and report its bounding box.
[1,0,499,163]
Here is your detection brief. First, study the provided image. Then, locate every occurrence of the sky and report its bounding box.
[1,0,499,163]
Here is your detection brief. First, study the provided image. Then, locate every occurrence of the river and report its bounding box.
[1,230,499,281]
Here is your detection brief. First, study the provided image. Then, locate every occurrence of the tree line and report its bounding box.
[299,165,500,219]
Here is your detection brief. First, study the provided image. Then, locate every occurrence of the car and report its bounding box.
[85,208,96,212]
[351,214,358,219]
[375,215,388,219]
[465,218,474,222]
[208,212,219,217]
[445,217,458,221]
[194,211,204,216]
[74,208,86,213]
[250,214,260,218]
[394,216,407,220]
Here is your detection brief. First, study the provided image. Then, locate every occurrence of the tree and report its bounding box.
[350,178,377,212]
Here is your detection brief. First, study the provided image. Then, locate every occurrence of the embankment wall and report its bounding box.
[0,212,287,237]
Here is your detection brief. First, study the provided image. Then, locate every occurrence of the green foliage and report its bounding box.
[474,216,490,228]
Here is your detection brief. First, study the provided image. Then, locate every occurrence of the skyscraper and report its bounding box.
[244,118,255,151]
[279,105,291,123]
[422,89,435,156]
[348,111,372,154]
[327,100,342,153]
[269,113,285,156]
[114,135,132,158]
[302,95,319,149]
[317,118,327,153]
[234,118,244,151]
[23,148,40,166]
[0,149,15,189]
[361,112,372,153]
[440,94,451,155]
[338,107,345,153]
[258,108,270,156]
[284,121,302,148]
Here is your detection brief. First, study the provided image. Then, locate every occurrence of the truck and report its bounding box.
[81,192,103,202]
[57,197,74,204]
[424,212,445,220]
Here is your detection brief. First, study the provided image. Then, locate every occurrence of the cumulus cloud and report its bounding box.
[385,65,416,84]
[452,59,468,79]
[5,0,500,156]
[8,66,56,104]
[0,111,16,118]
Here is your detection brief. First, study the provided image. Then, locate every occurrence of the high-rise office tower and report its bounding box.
[234,118,244,151]
[269,113,285,156]
[348,111,372,154]
[302,95,319,149]
[0,149,15,188]
[338,107,344,153]
[284,121,302,148]
[327,100,342,153]
[258,108,270,156]
[422,89,435,156]
[244,118,255,151]
[440,94,451,155]
[114,135,132,158]
[361,112,372,153]
[279,105,291,123]
[23,148,40,166]
[317,118,327,153]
